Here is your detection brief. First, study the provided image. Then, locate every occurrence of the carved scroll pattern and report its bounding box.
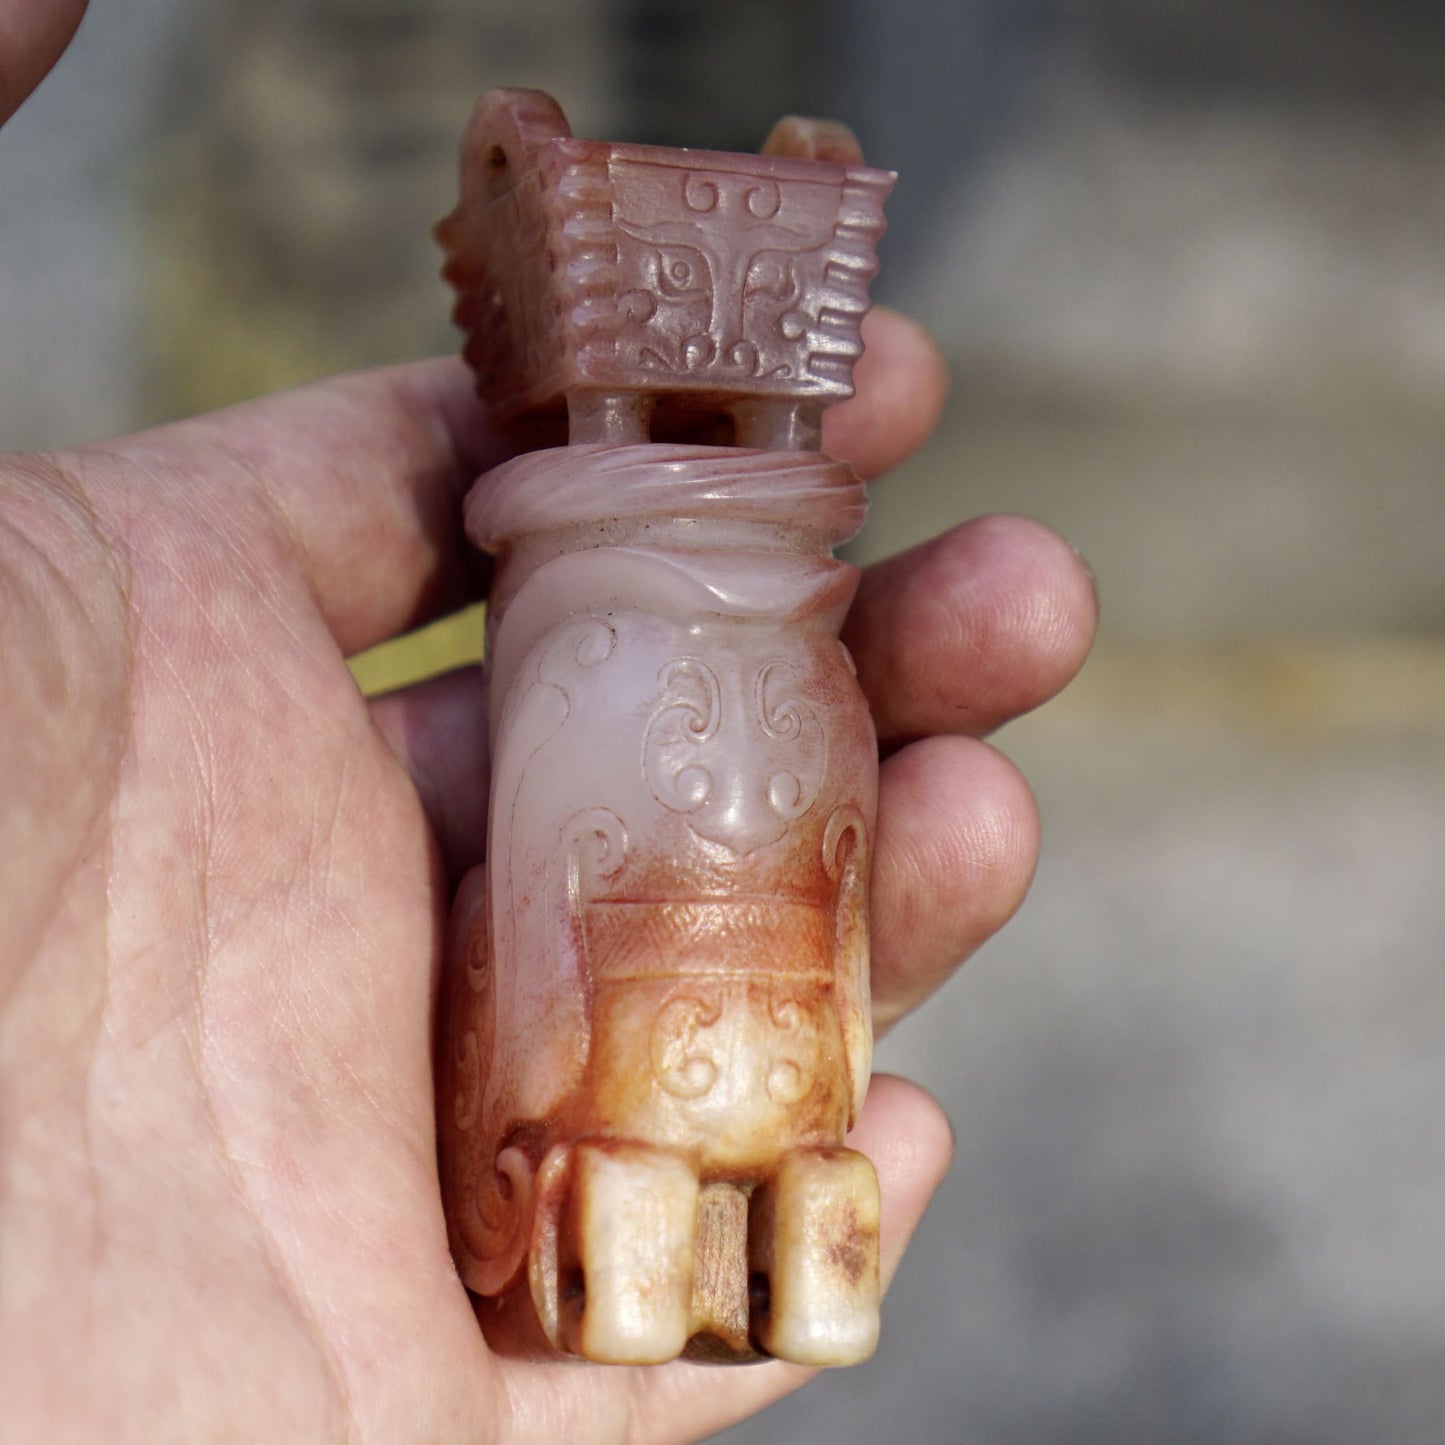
[646,986,821,1106]
[452,895,493,1134]
[492,615,619,1083]
[643,655,826,856]
[466,1144,536,1296]
[756,659,822,827]
[642,657,721,817]
[451,886,537,1295]
[560,805,630,994]
[457,616,622,1294]
[763,995,815,1106]
[565,806,630,900]
[649,994,722,1100]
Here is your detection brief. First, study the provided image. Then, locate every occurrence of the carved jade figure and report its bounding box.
[436,90,894,1366]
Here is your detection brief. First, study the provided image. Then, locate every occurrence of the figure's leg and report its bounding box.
[544,1141,699,1363]
[748,1146,881,1366]
[729,398,823,451]
[567,390,653,445]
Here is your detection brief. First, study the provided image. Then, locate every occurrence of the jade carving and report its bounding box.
[435,89,894,1366]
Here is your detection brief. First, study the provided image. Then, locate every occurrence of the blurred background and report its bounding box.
[3,2,1442,1440]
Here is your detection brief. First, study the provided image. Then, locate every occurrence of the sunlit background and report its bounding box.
[3,3,1443,1441]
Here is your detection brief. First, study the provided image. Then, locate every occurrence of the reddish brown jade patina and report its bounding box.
[436,89,895,1366]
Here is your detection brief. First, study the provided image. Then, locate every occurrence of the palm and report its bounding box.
[1,331,1093,1444]
[90,488,686,1442]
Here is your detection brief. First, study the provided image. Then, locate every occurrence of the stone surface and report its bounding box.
[439,440,882,1364]
[436,96,890,1364]
[437,89,890,436]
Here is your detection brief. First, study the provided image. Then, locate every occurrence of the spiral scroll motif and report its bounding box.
[649,994,723,1100]
[643,658,722,816]
[563,806,629,912]
[467,1146,536,1296]
[450,872,495,1136]
[764,995,815,1106]
[757,659,821,828]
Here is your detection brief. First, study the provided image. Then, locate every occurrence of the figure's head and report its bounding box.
[439,89,894,436]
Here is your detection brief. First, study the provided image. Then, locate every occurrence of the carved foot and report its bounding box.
[536,1142,700,1364]
[527,1143,879,1365]
[748,1147,881,1366]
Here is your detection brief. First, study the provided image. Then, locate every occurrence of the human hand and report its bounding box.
[0,9,1095,1441]
[0,311,1093,1445]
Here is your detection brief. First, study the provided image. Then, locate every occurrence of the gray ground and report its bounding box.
[3,4,1443,1443]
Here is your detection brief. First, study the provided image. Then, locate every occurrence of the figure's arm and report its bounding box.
[826,804,873,1126]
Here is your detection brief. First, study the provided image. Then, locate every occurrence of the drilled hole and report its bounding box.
[748,1271,771,1319]
[561,1266,585,1310]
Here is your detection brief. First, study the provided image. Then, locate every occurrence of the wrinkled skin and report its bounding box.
[0,9,1097,1442]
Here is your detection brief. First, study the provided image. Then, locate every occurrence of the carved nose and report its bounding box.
[682,334,716,370]
[694,774,791,857]
[722,340,759,374]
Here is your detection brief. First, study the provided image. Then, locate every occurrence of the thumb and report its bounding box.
[0,0,89,126]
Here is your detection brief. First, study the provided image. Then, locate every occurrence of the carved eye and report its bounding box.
[746,257,787,295]
[745,255,801,311]
[655,246,708,298]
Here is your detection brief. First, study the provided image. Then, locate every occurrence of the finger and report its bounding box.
[870,734,1040,1033]
[370,537,1053,1019]
[106,357,506,657]
[368,664,488,880]
[99,305,940,659]
[494,1075,953,1445]
[822,307,949,481]
[0,0,87,125]
[381,682,1041,1036]
[844,513,1097,749]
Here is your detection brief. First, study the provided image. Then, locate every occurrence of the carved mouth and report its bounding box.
[583,897,834,981]
[633,336,795,382]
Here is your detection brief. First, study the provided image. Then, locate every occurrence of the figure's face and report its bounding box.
[606,157,859,396]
